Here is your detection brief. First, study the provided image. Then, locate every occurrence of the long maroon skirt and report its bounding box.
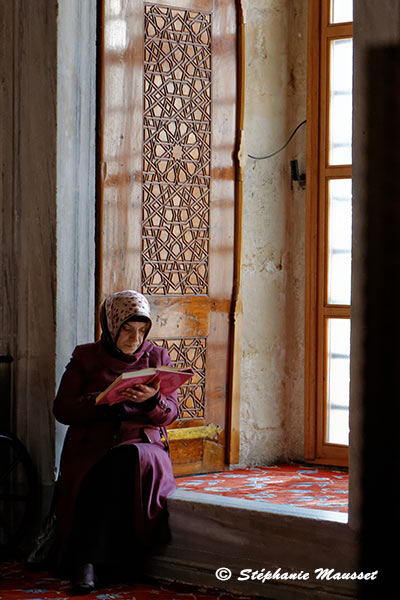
[65,443,174,574]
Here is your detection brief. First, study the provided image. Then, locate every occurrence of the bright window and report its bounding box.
[305,0,353,466]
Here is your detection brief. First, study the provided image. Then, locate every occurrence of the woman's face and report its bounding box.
[116,321,148,354]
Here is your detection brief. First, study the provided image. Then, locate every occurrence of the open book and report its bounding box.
[95,366,194,406]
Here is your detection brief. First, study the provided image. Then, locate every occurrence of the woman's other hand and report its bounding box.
[120,377,160,403]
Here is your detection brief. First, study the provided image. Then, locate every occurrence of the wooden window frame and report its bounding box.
[305,0,353,466]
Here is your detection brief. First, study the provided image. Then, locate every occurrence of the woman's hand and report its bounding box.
[120,377,160,403]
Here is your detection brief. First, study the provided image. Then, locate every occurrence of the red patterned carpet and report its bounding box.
[175,464,348,513]
[0,562,250,600]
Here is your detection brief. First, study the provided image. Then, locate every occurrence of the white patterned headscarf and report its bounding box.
[101,290,152,344]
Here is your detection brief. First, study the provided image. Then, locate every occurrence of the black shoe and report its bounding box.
[72,562,97,594]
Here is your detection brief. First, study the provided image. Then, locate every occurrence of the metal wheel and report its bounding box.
[0,433,37,557]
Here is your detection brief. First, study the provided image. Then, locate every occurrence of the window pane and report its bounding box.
[329,38,353,165]
[330,0,353,24]
[327,179,352,305]
[326,318,350,445]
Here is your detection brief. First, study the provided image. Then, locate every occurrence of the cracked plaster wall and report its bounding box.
[239,0,307,466]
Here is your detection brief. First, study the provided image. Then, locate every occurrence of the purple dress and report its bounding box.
[53,339,178,570]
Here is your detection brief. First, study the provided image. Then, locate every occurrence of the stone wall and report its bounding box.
[350,0,400,530]
[239,0,307,465]
[0,0,58,490]
[55,0,97,473]
[0,0,96,514]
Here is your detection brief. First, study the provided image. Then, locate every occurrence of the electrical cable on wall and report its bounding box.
[247,119,306,160]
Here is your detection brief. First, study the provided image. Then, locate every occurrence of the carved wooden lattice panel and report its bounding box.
[151,337,206,420]
[142,4,211,295]
[102,0,237,472]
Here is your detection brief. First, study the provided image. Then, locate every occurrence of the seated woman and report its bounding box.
[53,290,178,593]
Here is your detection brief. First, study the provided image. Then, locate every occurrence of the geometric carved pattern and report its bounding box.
[142,5,211,295]
[150,337,206,420]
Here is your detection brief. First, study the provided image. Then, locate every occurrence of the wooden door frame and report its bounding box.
[225,0,246,465]
[95,0,246,467]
